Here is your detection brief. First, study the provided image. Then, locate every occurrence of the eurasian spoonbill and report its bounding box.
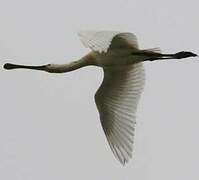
[3,31,197,165]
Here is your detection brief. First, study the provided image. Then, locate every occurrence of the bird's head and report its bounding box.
[174,51,197,59]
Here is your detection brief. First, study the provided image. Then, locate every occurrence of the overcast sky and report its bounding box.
[0,0,199,179]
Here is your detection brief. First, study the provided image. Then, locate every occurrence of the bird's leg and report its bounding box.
[165,51,197,59]
[148,51,197,61]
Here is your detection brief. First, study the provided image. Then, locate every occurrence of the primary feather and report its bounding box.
[95,64,145,164]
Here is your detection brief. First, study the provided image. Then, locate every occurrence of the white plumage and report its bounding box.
[79,31,145,164]
[95,64,145,164]
[78,31,120,53]
[78,30,138,53]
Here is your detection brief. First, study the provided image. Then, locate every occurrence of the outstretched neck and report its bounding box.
[44,58,90,73]
[4,56,94,73]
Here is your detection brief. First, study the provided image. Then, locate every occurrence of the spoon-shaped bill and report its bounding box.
[3,63,46,71]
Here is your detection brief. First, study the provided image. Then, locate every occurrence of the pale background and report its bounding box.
[0,0,198,179]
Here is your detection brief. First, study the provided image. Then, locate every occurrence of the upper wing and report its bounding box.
[95,62,145,165]
[78,30,138,53]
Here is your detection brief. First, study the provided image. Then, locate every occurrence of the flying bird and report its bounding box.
[3,31,197,165]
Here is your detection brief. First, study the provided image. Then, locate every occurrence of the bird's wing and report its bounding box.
[95,62,145,165]
[78,31,138,53]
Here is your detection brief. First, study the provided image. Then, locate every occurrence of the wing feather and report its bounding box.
[78,30,138,53]
[95,62,145,165]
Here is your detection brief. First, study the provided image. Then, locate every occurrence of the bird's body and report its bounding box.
[91,49,147,66]
[79,31,159,67]
[3,31,197,165]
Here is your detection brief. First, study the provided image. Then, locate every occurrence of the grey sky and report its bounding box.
[0,0,198,179]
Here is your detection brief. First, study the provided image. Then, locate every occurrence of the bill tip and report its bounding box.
[3,63,12,70]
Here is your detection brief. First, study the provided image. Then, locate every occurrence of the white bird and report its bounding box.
[4,31,197,165]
